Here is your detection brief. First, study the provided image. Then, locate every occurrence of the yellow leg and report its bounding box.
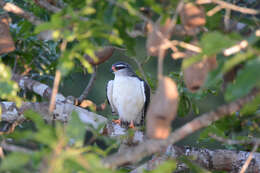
[112,119,121,125]
[129,121,135,129]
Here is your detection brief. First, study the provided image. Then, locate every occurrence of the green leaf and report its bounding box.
[66,111,86,146]
[222,50,254,73]
[149,159,176,173]
[182,54,202,70]
[58,51,75,76]
[178,94,191,117]
[192,102,200,115]
[225,57,260,101]
[179,156,210,173]
[199,124,225,141]
[24,110,57,146]
[24,110,46,129]
[0,152,30,171]
[241,94,260,115]
[0,63,21,105]
[201,32,236,55]
[34,22,53,34]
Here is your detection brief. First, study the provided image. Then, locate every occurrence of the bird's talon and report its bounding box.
[129,121,135,129]
[112,119,121,125]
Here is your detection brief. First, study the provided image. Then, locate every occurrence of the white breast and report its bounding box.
[112,76,145,123]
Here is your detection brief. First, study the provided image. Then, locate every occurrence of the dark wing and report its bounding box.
[106,80,117,114]
[129,72,150,125]
[140,79,150,125]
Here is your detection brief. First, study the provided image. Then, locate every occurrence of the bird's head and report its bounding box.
[110,62,134,76]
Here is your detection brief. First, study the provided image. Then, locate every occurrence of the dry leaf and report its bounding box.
[183,55,217,92]
[180,3,205,36]
[180,3,206,28]
[146,77,179,139]
[146,18,172,56]
[0,15,15,55]
[84,46,115,65]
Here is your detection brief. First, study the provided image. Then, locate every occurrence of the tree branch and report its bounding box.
[209,133,260,145]
[240,143,259,173]
[1,141,34,154]
[0,0,42,25]
[34,0,61,13]
[196,0,260,15]
[77,66,97,103]
[12,74,66,102]
[103,88,259,168]
[131,145,260,173]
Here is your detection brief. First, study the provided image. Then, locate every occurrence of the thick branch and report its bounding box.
[104,89,259,167]
[132,145,260,173]
[1,101,107,128]
[1,142,34,154]
[0,0,42,25]
[12,74,65,102]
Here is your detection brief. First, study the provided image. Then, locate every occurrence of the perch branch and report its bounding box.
[104,88,259,168]
[131,145,260,173]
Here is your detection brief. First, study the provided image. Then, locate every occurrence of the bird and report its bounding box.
[106,61,150,128]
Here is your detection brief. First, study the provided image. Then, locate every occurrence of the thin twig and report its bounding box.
[209,133,260,145]
[130,57,148,83]
[207,5,223,16]
[49,70,61,113]
[157,47,165,80]
[171,40,202,53]
[224,8,231,31]
[106,0,153,24]
[12,55,18,74]
[223,40,248,56]
[196,0,260,15]
[169,0,185,32]
[77,66,97,103]
[49,40,67,113]
[239,143,259,173]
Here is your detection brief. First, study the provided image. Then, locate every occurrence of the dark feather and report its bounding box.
[106,81,111,106]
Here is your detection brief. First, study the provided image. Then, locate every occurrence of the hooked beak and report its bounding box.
[110,66,116,73]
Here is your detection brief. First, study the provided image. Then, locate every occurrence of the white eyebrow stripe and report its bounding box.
[116,65,126,68]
